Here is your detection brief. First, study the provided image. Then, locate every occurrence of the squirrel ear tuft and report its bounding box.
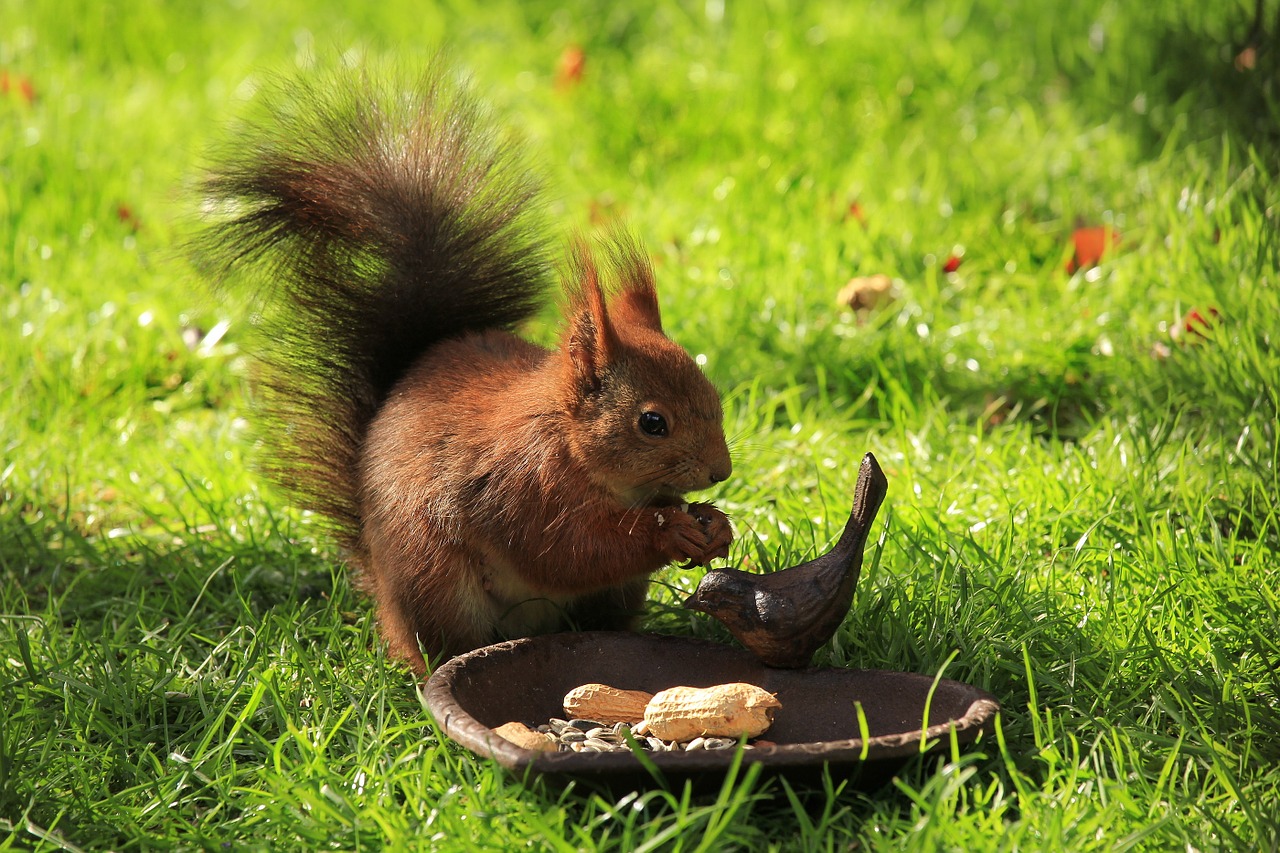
[607,237,664,334]
[564,244,617,394]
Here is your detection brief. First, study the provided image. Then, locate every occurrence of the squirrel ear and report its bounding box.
[608,238,664,333]
[564,246,618,394]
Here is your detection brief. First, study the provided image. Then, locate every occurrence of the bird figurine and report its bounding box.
[684,452,889,668]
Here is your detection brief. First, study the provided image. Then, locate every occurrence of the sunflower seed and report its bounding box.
[532,716,760,754]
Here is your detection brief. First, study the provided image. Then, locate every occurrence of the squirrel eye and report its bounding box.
[638,411,669,437]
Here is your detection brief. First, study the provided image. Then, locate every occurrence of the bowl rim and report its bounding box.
[422,632,1001,780]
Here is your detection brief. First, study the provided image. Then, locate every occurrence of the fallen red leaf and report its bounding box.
[0,70,36,104]
[556,46,586,88]
[942,254,962,273]
[117,203,142,231]
[1065,225,1120,273]
[1172,306,1221,343]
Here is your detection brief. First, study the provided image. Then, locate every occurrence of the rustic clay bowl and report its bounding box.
[423,631,1000,790]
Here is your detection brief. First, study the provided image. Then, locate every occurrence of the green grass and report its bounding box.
[4,0,1279,849]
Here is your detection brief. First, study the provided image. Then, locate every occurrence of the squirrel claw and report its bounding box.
[657,502,732,566]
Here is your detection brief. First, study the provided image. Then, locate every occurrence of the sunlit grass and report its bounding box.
[3,0,1278,849]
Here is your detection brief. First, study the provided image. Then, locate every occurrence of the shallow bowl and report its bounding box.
[423,632,999,790]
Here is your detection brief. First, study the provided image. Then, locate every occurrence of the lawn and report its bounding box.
[3,0,1279,849]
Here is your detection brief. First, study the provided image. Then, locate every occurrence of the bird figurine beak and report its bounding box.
[684,452,889,668]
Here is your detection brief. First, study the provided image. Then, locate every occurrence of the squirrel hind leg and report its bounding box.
[375,583,494,675]
[375,604,432,676]
[363,534,494,674]
[366,569,442,674]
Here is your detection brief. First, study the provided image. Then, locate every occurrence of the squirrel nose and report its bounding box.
[708,443,732,485]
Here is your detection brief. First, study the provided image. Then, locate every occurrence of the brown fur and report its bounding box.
[198,65,732,674]
[360,247,732,671]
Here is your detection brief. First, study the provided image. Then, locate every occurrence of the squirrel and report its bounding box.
[197,65,734,675]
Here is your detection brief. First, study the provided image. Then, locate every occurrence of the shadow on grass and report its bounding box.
[1,490,337,627]
[1148,19,1280,164]
[778,333,1111,440]
[1048,5,1280,174]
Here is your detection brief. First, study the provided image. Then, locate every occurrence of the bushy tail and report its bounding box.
[197,63,552,557]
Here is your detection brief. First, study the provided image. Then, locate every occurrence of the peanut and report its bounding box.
[642,683,781,742]
[562,683,654,724]
[493,721,557,752]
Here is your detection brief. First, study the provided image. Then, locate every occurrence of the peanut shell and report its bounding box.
[562,683,654,724]
[643,683,781,742]
[492,721,556,752]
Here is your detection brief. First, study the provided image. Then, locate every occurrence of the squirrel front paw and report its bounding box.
[688,502,733,562]
[653,503,733,566]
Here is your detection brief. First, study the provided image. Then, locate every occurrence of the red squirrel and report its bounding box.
[198,67,733,674]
